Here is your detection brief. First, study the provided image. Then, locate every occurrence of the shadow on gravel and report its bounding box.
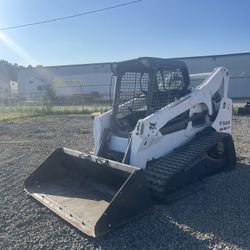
[85,212,208,250]
[84,163,250,249]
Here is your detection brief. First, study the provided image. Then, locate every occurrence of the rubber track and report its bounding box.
[145,131,229,202]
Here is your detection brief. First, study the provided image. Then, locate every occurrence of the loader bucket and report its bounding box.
[24,148,151,237]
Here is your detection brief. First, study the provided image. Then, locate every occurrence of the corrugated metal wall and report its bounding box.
[178,53,250,98]
[18,63,112,101]
[17,53,250,100]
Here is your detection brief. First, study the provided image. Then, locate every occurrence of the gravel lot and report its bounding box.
[0,115,250,250]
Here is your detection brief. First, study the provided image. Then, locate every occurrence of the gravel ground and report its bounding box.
[0,115,249,250]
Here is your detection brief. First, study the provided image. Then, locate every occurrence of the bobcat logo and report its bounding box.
[149,122,157,130]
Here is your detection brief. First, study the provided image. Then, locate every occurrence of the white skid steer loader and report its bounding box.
[25,57,236,237]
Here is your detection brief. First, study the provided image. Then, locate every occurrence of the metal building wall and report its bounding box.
[177,53,250,99]
[17,53,250,101]
[18,63,112,101]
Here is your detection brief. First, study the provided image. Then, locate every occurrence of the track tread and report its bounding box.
[145,131,231,203]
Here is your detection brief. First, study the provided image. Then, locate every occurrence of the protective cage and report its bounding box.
[24,148,152,237]
[112,57,190,132]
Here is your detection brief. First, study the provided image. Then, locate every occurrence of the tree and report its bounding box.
[44,84,55,114]
[0,60,25,82]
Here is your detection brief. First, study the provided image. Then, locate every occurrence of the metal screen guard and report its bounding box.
[24,148,151,237]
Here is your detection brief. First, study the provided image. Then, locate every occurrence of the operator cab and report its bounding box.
[111,57,190,135]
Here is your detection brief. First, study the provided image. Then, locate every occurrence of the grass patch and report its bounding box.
[232,106,238,115]
[51,105,110,115]
[0,112,38,121]
[0,105,111,121]
[1,104,239,122]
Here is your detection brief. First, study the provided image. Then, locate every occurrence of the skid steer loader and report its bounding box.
[25,57,236,237]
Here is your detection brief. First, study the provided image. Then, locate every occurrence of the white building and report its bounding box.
[17,63,112,101]
[17,52,250,101]
[178,52,250,99]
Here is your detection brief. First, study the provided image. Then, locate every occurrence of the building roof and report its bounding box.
[19,52,250,71]
[174,52,250,60]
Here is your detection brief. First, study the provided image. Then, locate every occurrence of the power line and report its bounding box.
[0,0,143,31]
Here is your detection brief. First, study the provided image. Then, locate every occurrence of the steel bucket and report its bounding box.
[24,148,151,237]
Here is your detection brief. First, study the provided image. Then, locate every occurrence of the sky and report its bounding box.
[0,0,250,66]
